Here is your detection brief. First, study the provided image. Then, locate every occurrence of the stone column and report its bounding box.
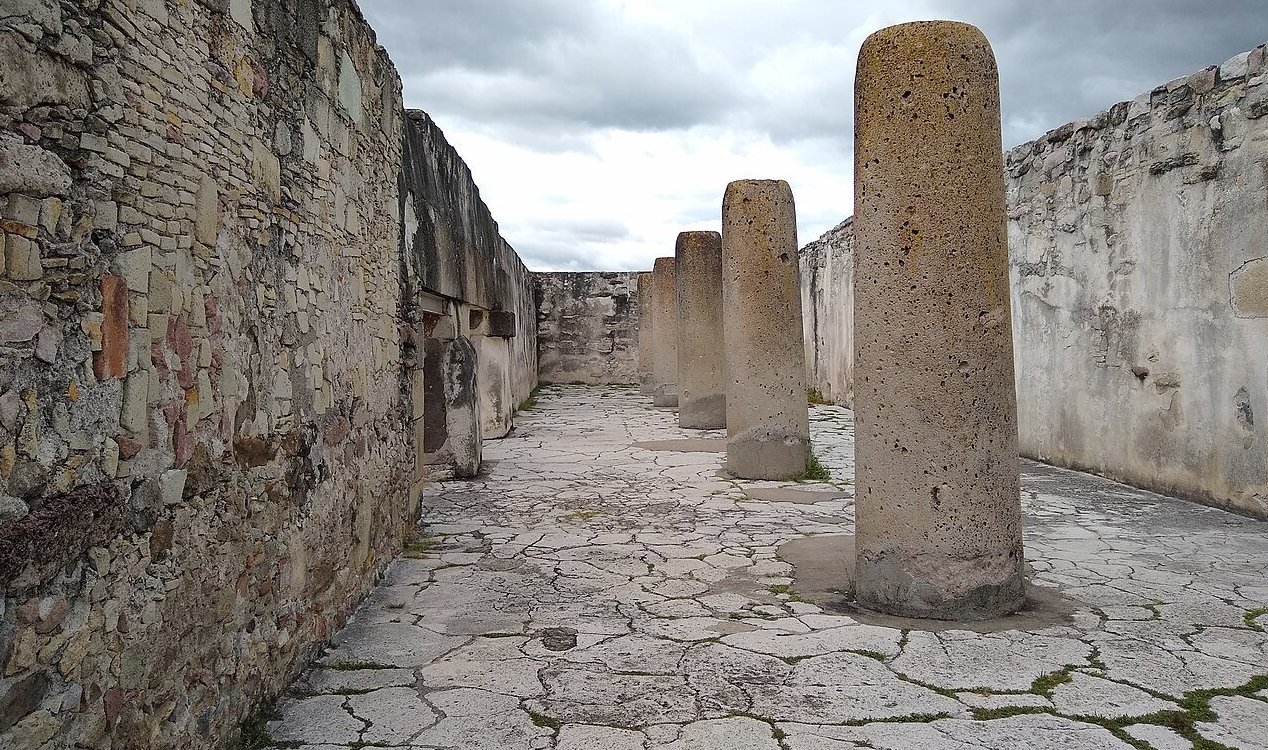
[852,21,1024,620]
[675,231,726,429]
[637,271,655,395]
[650,257,679,407]
[721,180,810,479]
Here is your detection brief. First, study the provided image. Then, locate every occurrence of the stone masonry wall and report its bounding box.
[800,41,1268,518]
[0,1,417,747]
[400,110,537,438]
[535,272,640,384]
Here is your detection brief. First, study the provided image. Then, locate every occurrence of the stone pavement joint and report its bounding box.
[268,385,1268,750]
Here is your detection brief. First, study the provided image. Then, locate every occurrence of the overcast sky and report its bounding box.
[360,1,1268,271]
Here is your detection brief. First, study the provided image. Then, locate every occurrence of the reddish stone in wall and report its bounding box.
[94,274,129,380]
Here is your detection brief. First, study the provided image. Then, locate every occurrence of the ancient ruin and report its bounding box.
[674,231,726,429]
[852,21,1024,620]
[1,2,1266,749]
[721,179,812,480]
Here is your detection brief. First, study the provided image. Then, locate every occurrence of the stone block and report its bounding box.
[5,194,40,225]
[1219,51,1251,82]
[159,469,186,506]
[338,50,363,125]
[116,248,151,293]
[37,198,61,233]
[93,274,129,380]
[251,139,281,203]
[4,234,40,280]
[194,175,218,244]
[0,136,72,197]
[487,310,516,338]
[0,32,89,111]
[0,290,42,343]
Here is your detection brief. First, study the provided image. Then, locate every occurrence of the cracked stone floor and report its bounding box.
[266,384,1268,750]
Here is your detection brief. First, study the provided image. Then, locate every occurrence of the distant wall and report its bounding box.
[535,272,640,384]
[800,41,1268,518]
[800,219,854,405]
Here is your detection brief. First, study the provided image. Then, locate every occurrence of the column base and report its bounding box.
[679,394,726,429]
[854,549,1024,621]
[726,431,809,480]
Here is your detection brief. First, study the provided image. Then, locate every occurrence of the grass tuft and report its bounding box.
[403,536,436,559]
[231,702,281,750]
[793,450,830,482]
[807,388,831,405]
[517,384,544,412]
[1030,668,1074,695]
[526,709,563,730]
[326,658,398,671]
[1244,607,1268,631]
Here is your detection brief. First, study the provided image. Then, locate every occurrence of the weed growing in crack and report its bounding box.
[327,659,398,671]
[517,384,544,412]
[766,583,808,603]
[793,450,830,482]
[564,509,604,522]
[970,705,1050,721]
[969,672,1268,750]
[1029,668,1075,695]
[807,388,831,406]
[1243,607,1267,631]
[230,701,281,750]
[331,687,376,696]
[850,649,890,662]
[525,709,562,730]
[403,536,437,559]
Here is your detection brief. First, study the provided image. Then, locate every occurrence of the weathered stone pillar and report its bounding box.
[676,231,727,429]
[651,257,679,407]
[637,271,655,395]
[852,21,1024,620]
[721,180,810,478]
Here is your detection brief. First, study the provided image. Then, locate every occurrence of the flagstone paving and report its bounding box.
[266,384,1268,750]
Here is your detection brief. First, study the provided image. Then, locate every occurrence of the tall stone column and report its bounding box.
[852,21,1024,620]
[650,257,679,407]
[721,180,810,479]
[637,271,655,395]
[676,231,726,429]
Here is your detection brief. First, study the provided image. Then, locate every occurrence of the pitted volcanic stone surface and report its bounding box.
[675,231,727,429]
[721,179,810,480]
[852,21,1024,620]
[650,257,680,407]
[268,385,1268,750]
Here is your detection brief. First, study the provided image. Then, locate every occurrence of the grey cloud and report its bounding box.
[919,0,1268,145]
[528,217,631,243]
[365,0,743,132]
